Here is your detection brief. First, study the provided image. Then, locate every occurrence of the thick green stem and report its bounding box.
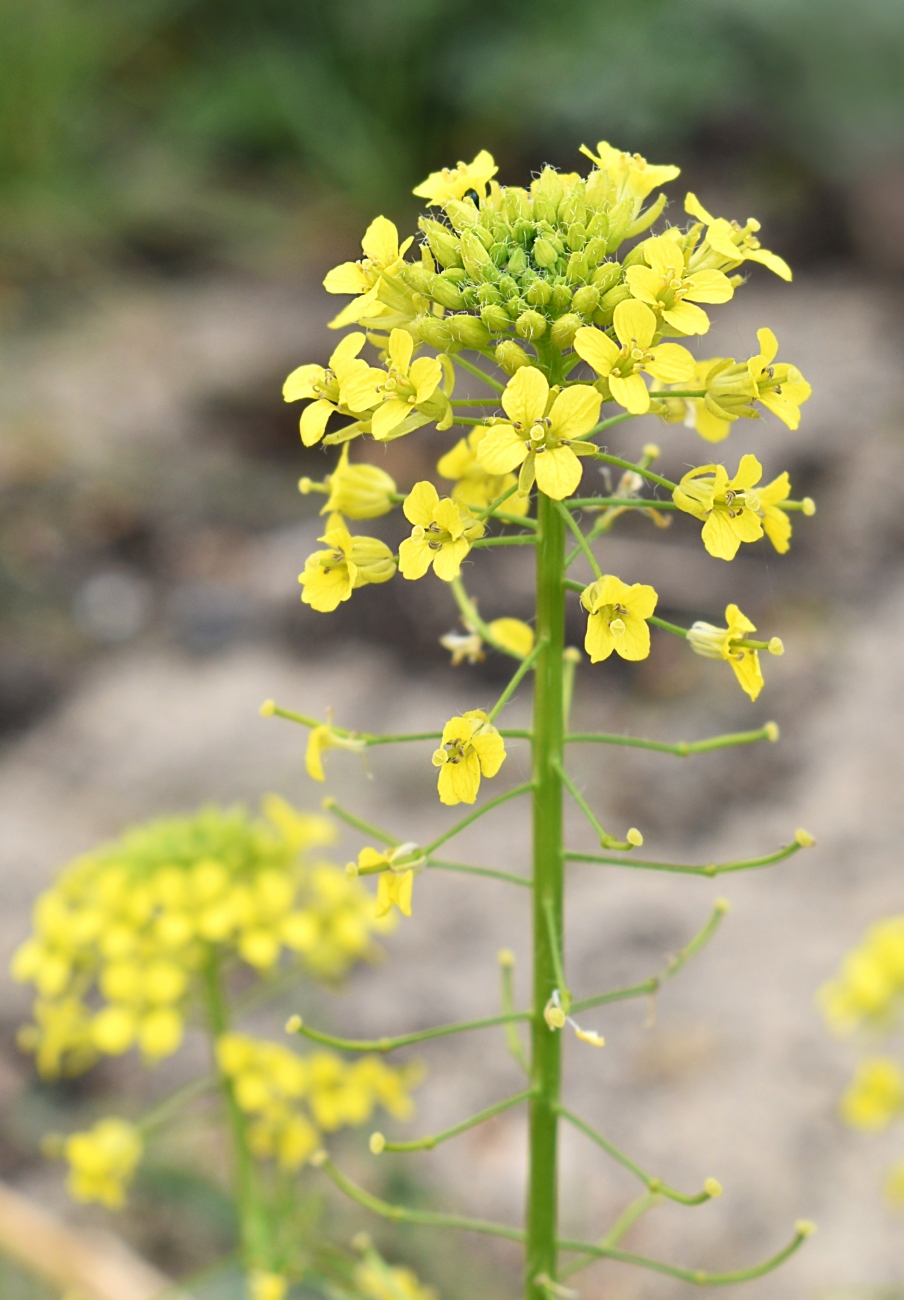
[203,958,271,1271]
[527,491,566,1297]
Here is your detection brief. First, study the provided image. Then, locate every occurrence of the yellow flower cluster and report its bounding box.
[11,798,390,1078]
[60,1118,143,1209]
[820,916,904,1033]
[355,1252,438,1300]
[840,1058,904,1131]
[217,1034,421,1169]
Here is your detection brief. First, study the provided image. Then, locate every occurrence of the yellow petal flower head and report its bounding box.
[579,141,680,205]
[819,916,904,1033]
[686,603,778,701]
[63,1118,143,1209]
[300,444,396,519]
[436,427,529,517]
[398,482,485,581]
[673,454,766,561]
[657,356,756,443]
[305,723,367,783]
[475,366,602,500]
[625,235,734,336]
[250,1273,289,1300]
[580,575,658,663]
[747,328,812,431]
[283,333,378,447]
[349,844,422,919]
[340,328,451,441]
[685,192,792,281]
[431,710,506,805]
[413,150,498,206]
[298,514,396,612]
[574,300,695,414]
[323,216,414,329]
[840,1058,904,1131]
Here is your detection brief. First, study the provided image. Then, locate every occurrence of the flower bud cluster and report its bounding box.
[216,1033,421,1170]
[11,798,391,1078]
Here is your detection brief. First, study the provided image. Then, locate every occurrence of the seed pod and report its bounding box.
[516,309,547,341]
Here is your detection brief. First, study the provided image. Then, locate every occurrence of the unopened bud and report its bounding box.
[298,476,313,494]
[369,1132,386,1154]
[626,827,643,847]
[591,262,622,294]
[765,721,780,742]
[345,860,358,877]
[259,699,276,717]
[309,1148,328,1167]
[413,314,452,349]
[601,283,632,310]
[532,237,558,269]
[550,284,572,312]
[795,828,816,848]
[446,314,491,349]
[428,275,464,311]
[550,313,583,350]
[495,341,532,375]
[525,278,552,308]
[802,497,816,516]
[714,897,732,914]
[564,646,582,663]
[571,285,600,317]
[285,1014,302,1034]
[481,304,511,334]
[795,1219,817,1238]
[349,535,397,585]
[767,637,784,656]
[516,310,547,341]
[497,948,515,967]
[641,443,660,460]
[704,1177,723,1198]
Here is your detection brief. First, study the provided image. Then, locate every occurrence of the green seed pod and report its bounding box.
[525,279,552,307]
[550,284,573,312]
[446,314,491,348]
[532,238,558,269]
[413,314,452,349]
[516,310,547,341]
[495,341,532,374]
[507,246,528,277]
[481,304,511,333]
[572,284,601,317]
[549,312,583,349]
[591,262,623,293]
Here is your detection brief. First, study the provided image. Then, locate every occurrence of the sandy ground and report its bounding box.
[1,268,904,1298]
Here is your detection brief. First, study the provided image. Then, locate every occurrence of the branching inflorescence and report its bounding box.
[260,143,820,1297]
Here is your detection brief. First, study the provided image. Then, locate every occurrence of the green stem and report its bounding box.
[542,896,570,1010]
[565,723,778,756]
[474,482,520,519]
[556,760,634,850]
[288,1010,532,1054]
[471,535,538,547]
[376,1088,534,1152]
[203,958,270,1270]
[427,858,533,888]
[450,576,527,661]
[555,501,602,579]
[488,637,546,722]
[527,490,566,1299]
[556,1108,716,1205]
[590,452,677,492]
[556,1228,810,1285]
[568,497,679,510]
[565,840,803,877]
[322,797,399,846]
[648,615,688,638]
[266,703,442,747]
[422,782,534,856]
[562,650,580,730]
[137,1074,217,1134]
[560,1192,661,1278]
[319,1157,524,1242]
[500,955,530,1073]
[452,354,506,393]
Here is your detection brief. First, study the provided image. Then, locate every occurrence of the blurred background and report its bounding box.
[1,0,904,1296]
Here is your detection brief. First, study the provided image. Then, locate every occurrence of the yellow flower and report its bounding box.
[436,427,529,517]
[351,845,419,919]
[579,141,680,205]
[298,514,396,612]
[625,234,734,336]
[488,618,535,658]
[301,444,396,519]
[305,723,367,783]
[685,192,792,281]
[820,917,904,1032]
[282,333,376,447]
[475,366,602,500]
[673,454,765,561]
[840,1059,904,1131]
[431,710,506,805]
[398,482,485,581]
[323,216,414,329]
[63,1119,142,1209]
[747,328,812,431]
[574,301,695,414]
[580,575,658,663]
[355,1255,438,1300]
[341,329,451,440]
[687,603,780,701]
[249,1272,288,1300]
[413,150,498,205]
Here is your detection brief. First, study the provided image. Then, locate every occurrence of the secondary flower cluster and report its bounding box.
[820,915,904,1032]
[217,1033,421,1170]
[56,1118,143,1210]
[11,799,391,1078]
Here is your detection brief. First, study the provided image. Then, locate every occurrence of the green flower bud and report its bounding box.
[507,246,528,277]
[506,297,527,319]
[571,285,600,317]
[566,252,589,284]
[622,239,653,269]
[516,310,547,341]
[497,274,519,299]
[550,284,572,312]
[414,314,452,349]
[601,283,632,310]
[495,341,533,374]
[513,218,534,244]
[400,264,433,295]
[566,223,587,252]
[532,238,558,269]
[446,314,491,348]
[489,243,509,268]
[350,536,396,587]
[428,275,464,310]
[476,283,503,306]
[591,262,622,293]
[418,218,463,269]
[481,304,511,333]
[473,224,495,251]
[440,267,468,284]
[444,199,480,232]
[460,231,493,279]
[526,279,552,307]
[559,190,586,227]
[549,313,583,350]
[584,236,608,269]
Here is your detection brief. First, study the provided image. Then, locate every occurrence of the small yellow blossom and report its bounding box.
[298,514,396,612]
[475,366,602,500]
[305,724,367,783]
[323,216,414,329]
[579,141,680,205]
[350,845,421,919]
[413,150,498,205]
[63,1119,142,1209]
[687,604,774,701]
[432,710,506,805]
[249,1272,288,1300]
[840,1058,904,1130]
[398,482,485,581]
[625,235,734,336]
[581,575,658,663]
[355,1251,438,1300]
[685,192,792,281]
[283,333,376,447]
[747,328,812,431]
[437,428,529,517]
[673,454,765,561]
[300,444,396,519]
[574,301,695,414]
[341,329,452,440]
[819,917,904,1032]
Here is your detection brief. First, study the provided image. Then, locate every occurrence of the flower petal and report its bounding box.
[397,536,433,580]
[701,511,743,560]
[361,216,400,266]
[403,480,439,526]
[662,301,711,335]
[624,265,661,305]
[323,263,370,295]
[685,270,734,304]
[645,343,696,384]
[372,399,412,441]
[608,373,649,415]
[535,446,583,500]
[548,385,602,440]
[388,328,414,375]
[573,325,620,377]
[613,298,657,350]
[584,611,615,662]
[432,537,471,581]
[472,730,506,777]
[615,614,651,661]
[410,356,443,403]
[476,424,529,475]
[299,400,334,447]
[501,366,548,427]
[283,365,325,403]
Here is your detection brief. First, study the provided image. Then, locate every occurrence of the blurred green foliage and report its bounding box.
[1,0,903,267]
